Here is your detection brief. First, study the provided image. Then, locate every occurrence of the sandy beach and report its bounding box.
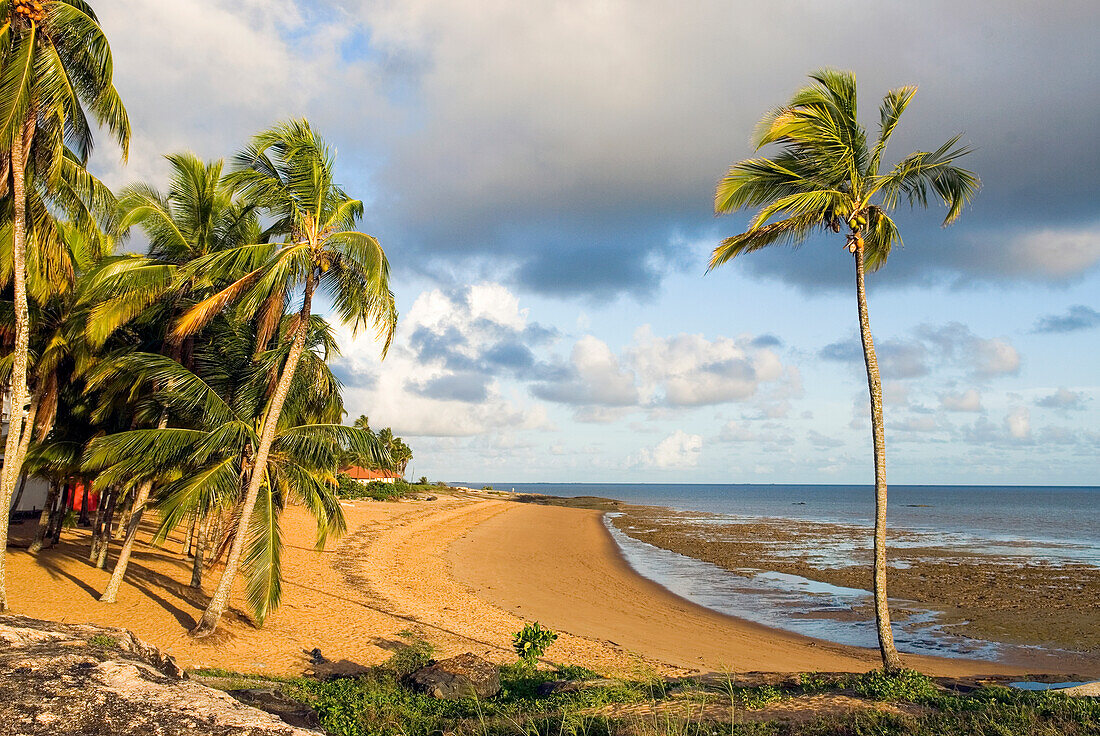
[4,492,1097,679]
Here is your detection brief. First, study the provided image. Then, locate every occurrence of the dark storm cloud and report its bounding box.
[1032,305,1100,334]
[102,1,1100,300]
[356,0,1100,298]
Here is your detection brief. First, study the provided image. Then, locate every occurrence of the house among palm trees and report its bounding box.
[342,465,403,484]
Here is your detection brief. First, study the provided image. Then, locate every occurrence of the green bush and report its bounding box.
[513,622,558,669]
[846,668,939,702]
[335,473,410,501]
[386,633,434,677]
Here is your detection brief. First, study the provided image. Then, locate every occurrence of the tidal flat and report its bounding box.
[610,504,1100,654]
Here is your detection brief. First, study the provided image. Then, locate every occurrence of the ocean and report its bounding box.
[460,482,1100,660]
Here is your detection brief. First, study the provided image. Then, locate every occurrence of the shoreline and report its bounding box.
[448,494,1098,677]
[4,490,1097,679]
[603,503,1100,654]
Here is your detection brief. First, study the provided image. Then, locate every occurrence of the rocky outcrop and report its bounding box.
[407,652,502,700]
[0,615,320,735]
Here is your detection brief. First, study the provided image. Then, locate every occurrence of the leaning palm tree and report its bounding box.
[174,120,397,636]
[0,0,129,610]
[709,70,978,671]
[85,153,259,603]
[85,313,380,623]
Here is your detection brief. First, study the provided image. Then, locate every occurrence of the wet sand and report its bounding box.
[4,493,1095,678]
[610,505,1100,653]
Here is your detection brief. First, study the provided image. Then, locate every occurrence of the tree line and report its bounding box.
[0,1,398,636]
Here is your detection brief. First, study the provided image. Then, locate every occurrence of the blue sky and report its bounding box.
[93,0,1099,484]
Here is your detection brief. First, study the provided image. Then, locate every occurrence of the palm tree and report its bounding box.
[709,70,978,671]
[86,153,258,603]
[85,314,380,623]
[175,120,397,636]
[0,0,129,610]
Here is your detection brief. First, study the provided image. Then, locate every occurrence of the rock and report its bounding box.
[0,615,319,735]
[1059,681,1100,697]
[407,652,501,700]
[227,688,323,730]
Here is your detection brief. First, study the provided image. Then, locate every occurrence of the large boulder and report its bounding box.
[407,652,501,700]
[0,615,319,735]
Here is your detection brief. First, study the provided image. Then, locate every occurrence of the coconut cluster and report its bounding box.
[13,0,46,23]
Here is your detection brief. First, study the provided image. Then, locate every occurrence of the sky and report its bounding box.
[89,0,1099,485]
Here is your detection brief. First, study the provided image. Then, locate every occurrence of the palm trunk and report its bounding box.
[0,119,35,612]
[95,488,119,570]
[190,513,208,588]
[854,239,903,672]
[101,411,169,602]
[28,481,59,553]
[191,274,316,637]
[88,489,107,562]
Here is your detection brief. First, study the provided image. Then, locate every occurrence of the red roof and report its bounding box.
[343,466,402,481]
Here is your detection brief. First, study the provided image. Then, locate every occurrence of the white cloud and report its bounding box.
[628,326,785,407]
[630,430,703,469]
[532,336,639,409]
[941,388,983,412]
[335,283,549,437]
[975,339,1021,377]
[973,225,1100,280]
[1035,388,1088,412]
[1004,407,1032,441]
[717,421,756,443]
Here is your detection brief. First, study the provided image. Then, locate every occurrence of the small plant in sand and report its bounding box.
[512,622,558,670]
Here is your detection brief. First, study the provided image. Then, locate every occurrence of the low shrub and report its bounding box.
[513,622,558,669]
[846,668,939,702]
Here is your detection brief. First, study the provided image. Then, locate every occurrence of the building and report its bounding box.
[342,466,403,484]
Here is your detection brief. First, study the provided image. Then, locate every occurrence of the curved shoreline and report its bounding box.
[5,492,1097,678]
[448,499,1092,677]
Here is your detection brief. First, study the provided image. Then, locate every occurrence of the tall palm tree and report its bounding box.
[86,153,258,603]
[175,120,397,636]
[0,0,129,610]
[709,70,978,671]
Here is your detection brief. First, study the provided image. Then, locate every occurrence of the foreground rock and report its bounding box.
[407,652,502,699]
[0,615,319,735]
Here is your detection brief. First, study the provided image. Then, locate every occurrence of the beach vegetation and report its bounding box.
[385,632,435,677]
[0,0,130,611]
[193,665,1100,736]
[513,621,559,669]
[709,69,979,671]
[87,633,119,649]
[174,119,397,638]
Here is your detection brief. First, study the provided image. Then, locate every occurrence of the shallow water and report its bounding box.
[605,514,1033,661]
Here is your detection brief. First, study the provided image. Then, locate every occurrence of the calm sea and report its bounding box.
[463,483,1100,565]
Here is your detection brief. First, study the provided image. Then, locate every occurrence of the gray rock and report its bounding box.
[0,615,320,735]
[227,688,323,730]
[407,652,501,700]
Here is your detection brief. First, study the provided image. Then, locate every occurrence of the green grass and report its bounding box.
[198,662,1100,736]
